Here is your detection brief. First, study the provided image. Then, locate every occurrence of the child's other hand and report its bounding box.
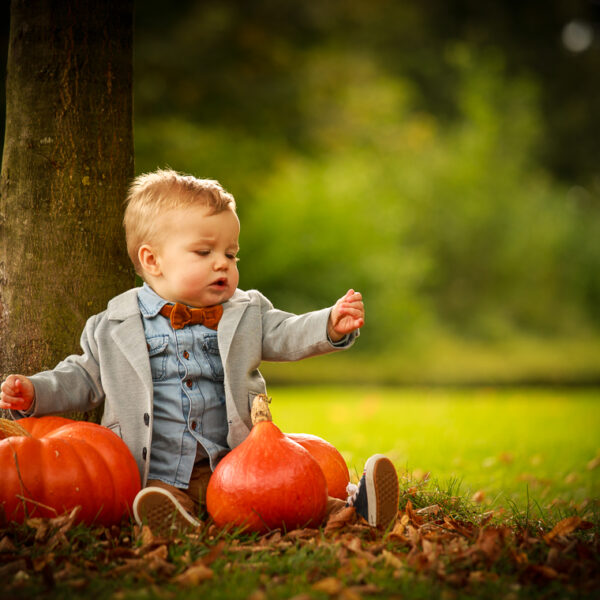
[328,289,365,342]
[0,375,35,411]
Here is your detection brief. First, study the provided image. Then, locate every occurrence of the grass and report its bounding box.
[2,386,599,599]
[268,385,600,514]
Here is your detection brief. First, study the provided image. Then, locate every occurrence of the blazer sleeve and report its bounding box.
[255,291,358,362]
[12,312,106,419]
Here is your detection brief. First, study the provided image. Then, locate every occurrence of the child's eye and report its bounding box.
[226,253,239,261]
[195,250,210,256]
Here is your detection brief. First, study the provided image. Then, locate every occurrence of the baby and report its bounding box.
[0,169,398,534]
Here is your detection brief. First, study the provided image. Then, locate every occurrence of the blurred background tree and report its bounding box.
[1,0,599,383]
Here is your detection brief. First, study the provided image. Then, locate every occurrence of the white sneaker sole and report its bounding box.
[364,454,399,529]
[133,487,200,535]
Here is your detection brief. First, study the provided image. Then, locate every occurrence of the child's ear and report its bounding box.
[138,244,161,277]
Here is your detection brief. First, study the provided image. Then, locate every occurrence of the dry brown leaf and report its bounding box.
[284,528,320,541]
[341,536,376,561]
[405,500,424,527]
[527,564,560,580]
[312,576,344,595]
[587,455,600,470]
[564,472,578,484]
[338,588,363,600]
[381,549,404,570]
[416,504,441,516]
[0,536,17,553]
[145,545,168,561]
[0,558,28,578]
[443,516,475,539]
[201,540,227,565]
[387,520,407,542]
[138,524,155,547]
[471,491,486,503]
[172,564,213,586]
[476,527,505,562]
[324,506,357,532]
[544,516,582,543]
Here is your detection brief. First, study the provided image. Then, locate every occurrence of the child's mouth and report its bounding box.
[212,278,227,288]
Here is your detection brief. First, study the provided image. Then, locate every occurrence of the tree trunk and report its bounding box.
[0,0,134,415]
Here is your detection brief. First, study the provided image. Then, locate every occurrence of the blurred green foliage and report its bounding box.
[133,2,600,376]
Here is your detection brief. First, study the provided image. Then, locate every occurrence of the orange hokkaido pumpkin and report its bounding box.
[286,433,349,500]
[206,395,328,533]
[0,416,141,526]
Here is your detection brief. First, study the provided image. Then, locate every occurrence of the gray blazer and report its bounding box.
[18,288,356,486]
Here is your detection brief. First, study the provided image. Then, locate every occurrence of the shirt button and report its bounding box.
[186,380,193,388]
[183,351,189,359]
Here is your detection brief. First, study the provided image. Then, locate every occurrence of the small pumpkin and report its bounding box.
[286,433,349,500]
[206,395,328,533]
[0,416,141,526]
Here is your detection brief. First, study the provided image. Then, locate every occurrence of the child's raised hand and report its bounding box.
[0,375,35,412]
[328,289,365,342]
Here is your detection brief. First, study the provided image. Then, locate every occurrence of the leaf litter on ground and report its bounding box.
[1,486,599,599]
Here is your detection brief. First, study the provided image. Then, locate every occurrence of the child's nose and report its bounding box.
[214,255,228,270]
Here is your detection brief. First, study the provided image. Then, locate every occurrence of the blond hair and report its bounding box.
[124,168,236,274]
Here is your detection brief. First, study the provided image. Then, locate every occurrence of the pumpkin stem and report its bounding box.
[0,418,32,439]
[251,394,273,425]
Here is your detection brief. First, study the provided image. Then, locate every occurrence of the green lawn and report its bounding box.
[269,386,600,515]
[3,386,599,599]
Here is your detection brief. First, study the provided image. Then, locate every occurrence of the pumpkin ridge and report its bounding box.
[0,417,141,525]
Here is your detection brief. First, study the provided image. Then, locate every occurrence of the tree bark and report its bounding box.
[0,1,134,405]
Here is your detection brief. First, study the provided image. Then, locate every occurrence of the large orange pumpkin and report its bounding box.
[0,416,141,526]
[206,395,328,533]
[286,433,349,500]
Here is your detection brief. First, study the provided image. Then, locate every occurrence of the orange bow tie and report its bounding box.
[159,302,223,330]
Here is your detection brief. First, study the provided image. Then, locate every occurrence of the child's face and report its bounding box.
[141,204,240,307]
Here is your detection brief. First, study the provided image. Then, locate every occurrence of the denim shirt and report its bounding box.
[137,284,229,488]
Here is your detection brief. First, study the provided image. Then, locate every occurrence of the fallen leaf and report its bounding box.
[312,576,344,595]
[416,504,441,516]
[0,536,17,553]
[325,506,356,532]
[544,516,582,543]
[339,588,362,600]
[498,452,514,464]
[405,500,423,527]
[138,525,155,547]
[476,527,505,562]
[387,521,407,542]
[587,455,600,470]
[202,540,227,565]
[526,564,559,580]
[172,564,213,586]
[471,491,486,503]
[342,536,376,561]
[381,549,404,570]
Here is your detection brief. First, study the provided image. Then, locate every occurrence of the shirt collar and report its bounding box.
[137,283,170,319]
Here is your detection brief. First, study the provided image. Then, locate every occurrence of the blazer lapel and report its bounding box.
[218,290,250,365]
[107,289,154,398]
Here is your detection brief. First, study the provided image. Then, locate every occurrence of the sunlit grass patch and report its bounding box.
[268,385,600,515]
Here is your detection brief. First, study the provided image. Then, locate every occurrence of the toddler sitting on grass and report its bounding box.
[1,168,399,534]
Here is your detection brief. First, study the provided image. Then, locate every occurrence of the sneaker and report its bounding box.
[133,487,201,536]
[347,454,399,529]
